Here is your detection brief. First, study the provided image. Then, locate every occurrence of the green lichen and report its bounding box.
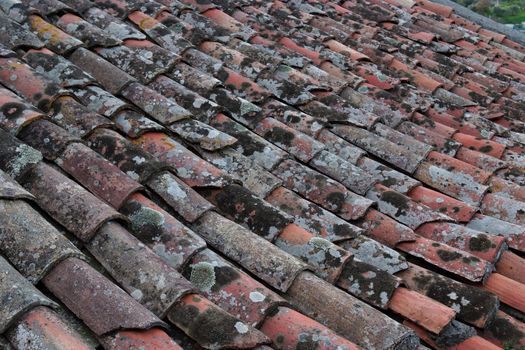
[190,262,216,292]
[128,206,165,233]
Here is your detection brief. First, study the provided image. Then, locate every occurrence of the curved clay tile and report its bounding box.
[122,192,207,269]
[96,45,170,84]
[407,185,478,222]
[100,328,183,350]
[0,86,45,134]
[0,128,43,180]
[266,186,364,243]
[0,199,83,284]
[260,306,360,350]
[0,169,34,201]
[6,306,93,350]
[201,148,282,197]
[254,117,324,163]
[399,263,498,328]
[18,119,79,160]
[0,57,63,112]
[133,132,232,188]
[192,211,308,292]
[146,171,215,222]
[0,256,57,333]
[167,294,270,349]
[286,271,418,350]
[26,15,83,55]
[86,221,195,317]
[69,48,135,94]
[58,142,143,209]
[337,257,401,309]
[43,258,165,336]
[21,163,124,242]
[272,158,374,220]
[183,248,285,327]
[275,223,352,283]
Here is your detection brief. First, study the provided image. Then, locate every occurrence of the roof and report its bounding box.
[0,0,524,349]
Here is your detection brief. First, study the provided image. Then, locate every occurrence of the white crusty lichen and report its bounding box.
[8,144,42,178]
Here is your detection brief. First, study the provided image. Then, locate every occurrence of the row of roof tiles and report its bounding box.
[0,0,524,349]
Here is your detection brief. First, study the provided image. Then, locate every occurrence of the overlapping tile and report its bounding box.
[1,0,525,349]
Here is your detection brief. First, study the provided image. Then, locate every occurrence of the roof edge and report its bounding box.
[429,0,525,45]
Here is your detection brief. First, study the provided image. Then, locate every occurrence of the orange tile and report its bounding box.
[452,133,506,158]
[389,287,455,334]
[104,328,182,350]
[484,273,525,313]
[405,321,500,350]
[259,307,360,350]
[495,250,525,285]
[408,185,477,222]
[7,307,92,350]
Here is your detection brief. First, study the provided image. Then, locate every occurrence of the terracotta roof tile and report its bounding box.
[21,162,124,242]
[0,197,82,284]
[0,256,57,333]
[287,271,419,349]
[167,294,269,349]
[5,306,93,350]
[259,306,360,350]
[86,221,195,317]
[26,15,83,55]
[193,211,308,291]
[3,0,525,347]
[183,248,285,327]
[43,257,165,336]
[100,328,183,350]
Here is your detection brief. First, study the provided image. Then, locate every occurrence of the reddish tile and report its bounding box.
[168,294,269,348]
[366,184,451,230]
[388,287,455,335]
[481,193,525,226]
[399,263,498,328]
[193,211,307,292]
[265,186,363,242]
[416,222,505,263]
[286,272,419,349]
[406,321,499,350]
[455,148,508,174]
[27,15,83,55]
[0,86,44,135]
[101,328,182,350]
[6,307,93,350]
[260,306,360,350]
[272,159,374,221]
[407,185,477,222]
[21,163,124,242]
[358,208,417,247]
[184,248,284,327]
[414,160,488,206]
[254,117,324,163]
[483,273,525,313]
[132,132,232,188]
[397,236,492,282]
[496,251,525,285]
[0,57,62,112]
[43,258,164,336]
[481,311,525,349]
[275,223,352,283]
[59,143,143,209]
